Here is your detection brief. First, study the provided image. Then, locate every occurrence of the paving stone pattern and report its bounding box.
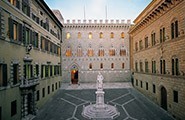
[34,84,174,120]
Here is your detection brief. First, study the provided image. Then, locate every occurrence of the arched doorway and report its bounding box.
[71,65,78,84]
[161,86,167,110]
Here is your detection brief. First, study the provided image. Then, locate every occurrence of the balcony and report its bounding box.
[20,77,39,88]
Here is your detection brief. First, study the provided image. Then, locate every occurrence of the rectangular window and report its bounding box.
[45,65,48,77]
[145,61,148,73]
[140,81,143,88]
[151,33,156,46]
[50,65,53,76]
[52,84,54,92]
[140,61,143,72]
[36,90,39,101]
[135,62,138,72]
[146,82,148,90]
[42,88,45,98]
[35,64,39,77]
[41,65,45,78]
[55,83,57,90]
[59,81,60,88]
[139,40,143,50]
[171,23,174,39]
[0,64,7,87]
[32,32,38,48]
[48,86,50,94]
[173,90,178,103]
[24,64,33,79]
[175,20,178,38]
[153,84,156,93]
[41,37,45,50]
[145,37,148,48]
[136,79,138,86]
[160,60,166,74]
[13,64,19,85]
[8,0,20,9]
[135,42,138,51]
[22,0,30,17]
[160,27,165,43]
[152,61,156,73]
[11,100,17,116]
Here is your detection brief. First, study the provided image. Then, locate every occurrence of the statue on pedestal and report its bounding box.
[97,72,104,90]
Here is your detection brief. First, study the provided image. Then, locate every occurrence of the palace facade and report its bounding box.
[62,19,131,84]
[129,0,185,119]
[0,0,63,120]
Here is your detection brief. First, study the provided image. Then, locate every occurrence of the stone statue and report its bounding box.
[97,72,104,90]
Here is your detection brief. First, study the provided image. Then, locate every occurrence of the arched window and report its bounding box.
[77,45,83,57]
[139,61,143,72]
[122,63,125,69]
[100,63,103,69]
[66,32,70,39]
[78,32,81,39]
[151,31,156,46]
[111,63,114,69]
[171,19,178,39]
[89,63,92,70]
[121,32,124,39]
[109,46,116,56]
[110,32,114,38]
[160,58,166,74]
[65,46,72,57]
[88,32,92,39]
[120,46,126,56]
[87,45,94,57]
[160,26,165,43]
[172,56,179,75]
[99,32,103,38]
[135,61,138,72]
[98,46,104,57]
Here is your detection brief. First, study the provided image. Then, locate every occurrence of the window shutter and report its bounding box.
[16,0,20,9]
[3,64,7,86]
[22,26,26,45]
[30,30,33,45]
[8,18,13,39]
[31,65,33,77]
[18,23,22,42]
[27,6,30,17]
[0,12,1,36]
[24,64,26,79]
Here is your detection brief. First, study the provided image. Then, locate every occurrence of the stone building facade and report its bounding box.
[0,0,63,120]
[62,19,131,84]
[129,0,185,119]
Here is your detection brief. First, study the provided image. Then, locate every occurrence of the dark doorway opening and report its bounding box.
[27,93,33,114]
[161,86,167,110]
[71,70,78,84]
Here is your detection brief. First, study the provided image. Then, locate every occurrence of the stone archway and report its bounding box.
[161,86,167,110]
[71,65,79,84]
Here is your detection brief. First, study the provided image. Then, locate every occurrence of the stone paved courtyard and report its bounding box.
[34,83,174,120]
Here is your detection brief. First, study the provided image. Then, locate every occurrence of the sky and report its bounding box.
[44,0,152,23]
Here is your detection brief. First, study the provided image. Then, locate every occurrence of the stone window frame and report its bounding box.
[171,56,179,76]
[66,32,71,39]
[65,45,72,57]
[77,45,83,57]
[160,58,166,74]
[78,32,81,39]
[171,18,179,39]
[121,32,125,39]
[88,32,92,39]
[10,61,21,86]
[151,31,156,46]
[159,26,166,43]
[144,35,149,48]
[99,32,103,39]
[120,45,127,56]
[0,61,8,88]
[110,32,114,39]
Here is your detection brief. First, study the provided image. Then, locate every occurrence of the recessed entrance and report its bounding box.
[71,65,79,84]
[161,86,167,110]
[28,93,33,114]
[71,69,78,84]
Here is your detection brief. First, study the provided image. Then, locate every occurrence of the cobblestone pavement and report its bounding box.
[34,83,174,120]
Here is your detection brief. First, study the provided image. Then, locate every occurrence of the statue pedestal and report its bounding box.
[82,72,120,119]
